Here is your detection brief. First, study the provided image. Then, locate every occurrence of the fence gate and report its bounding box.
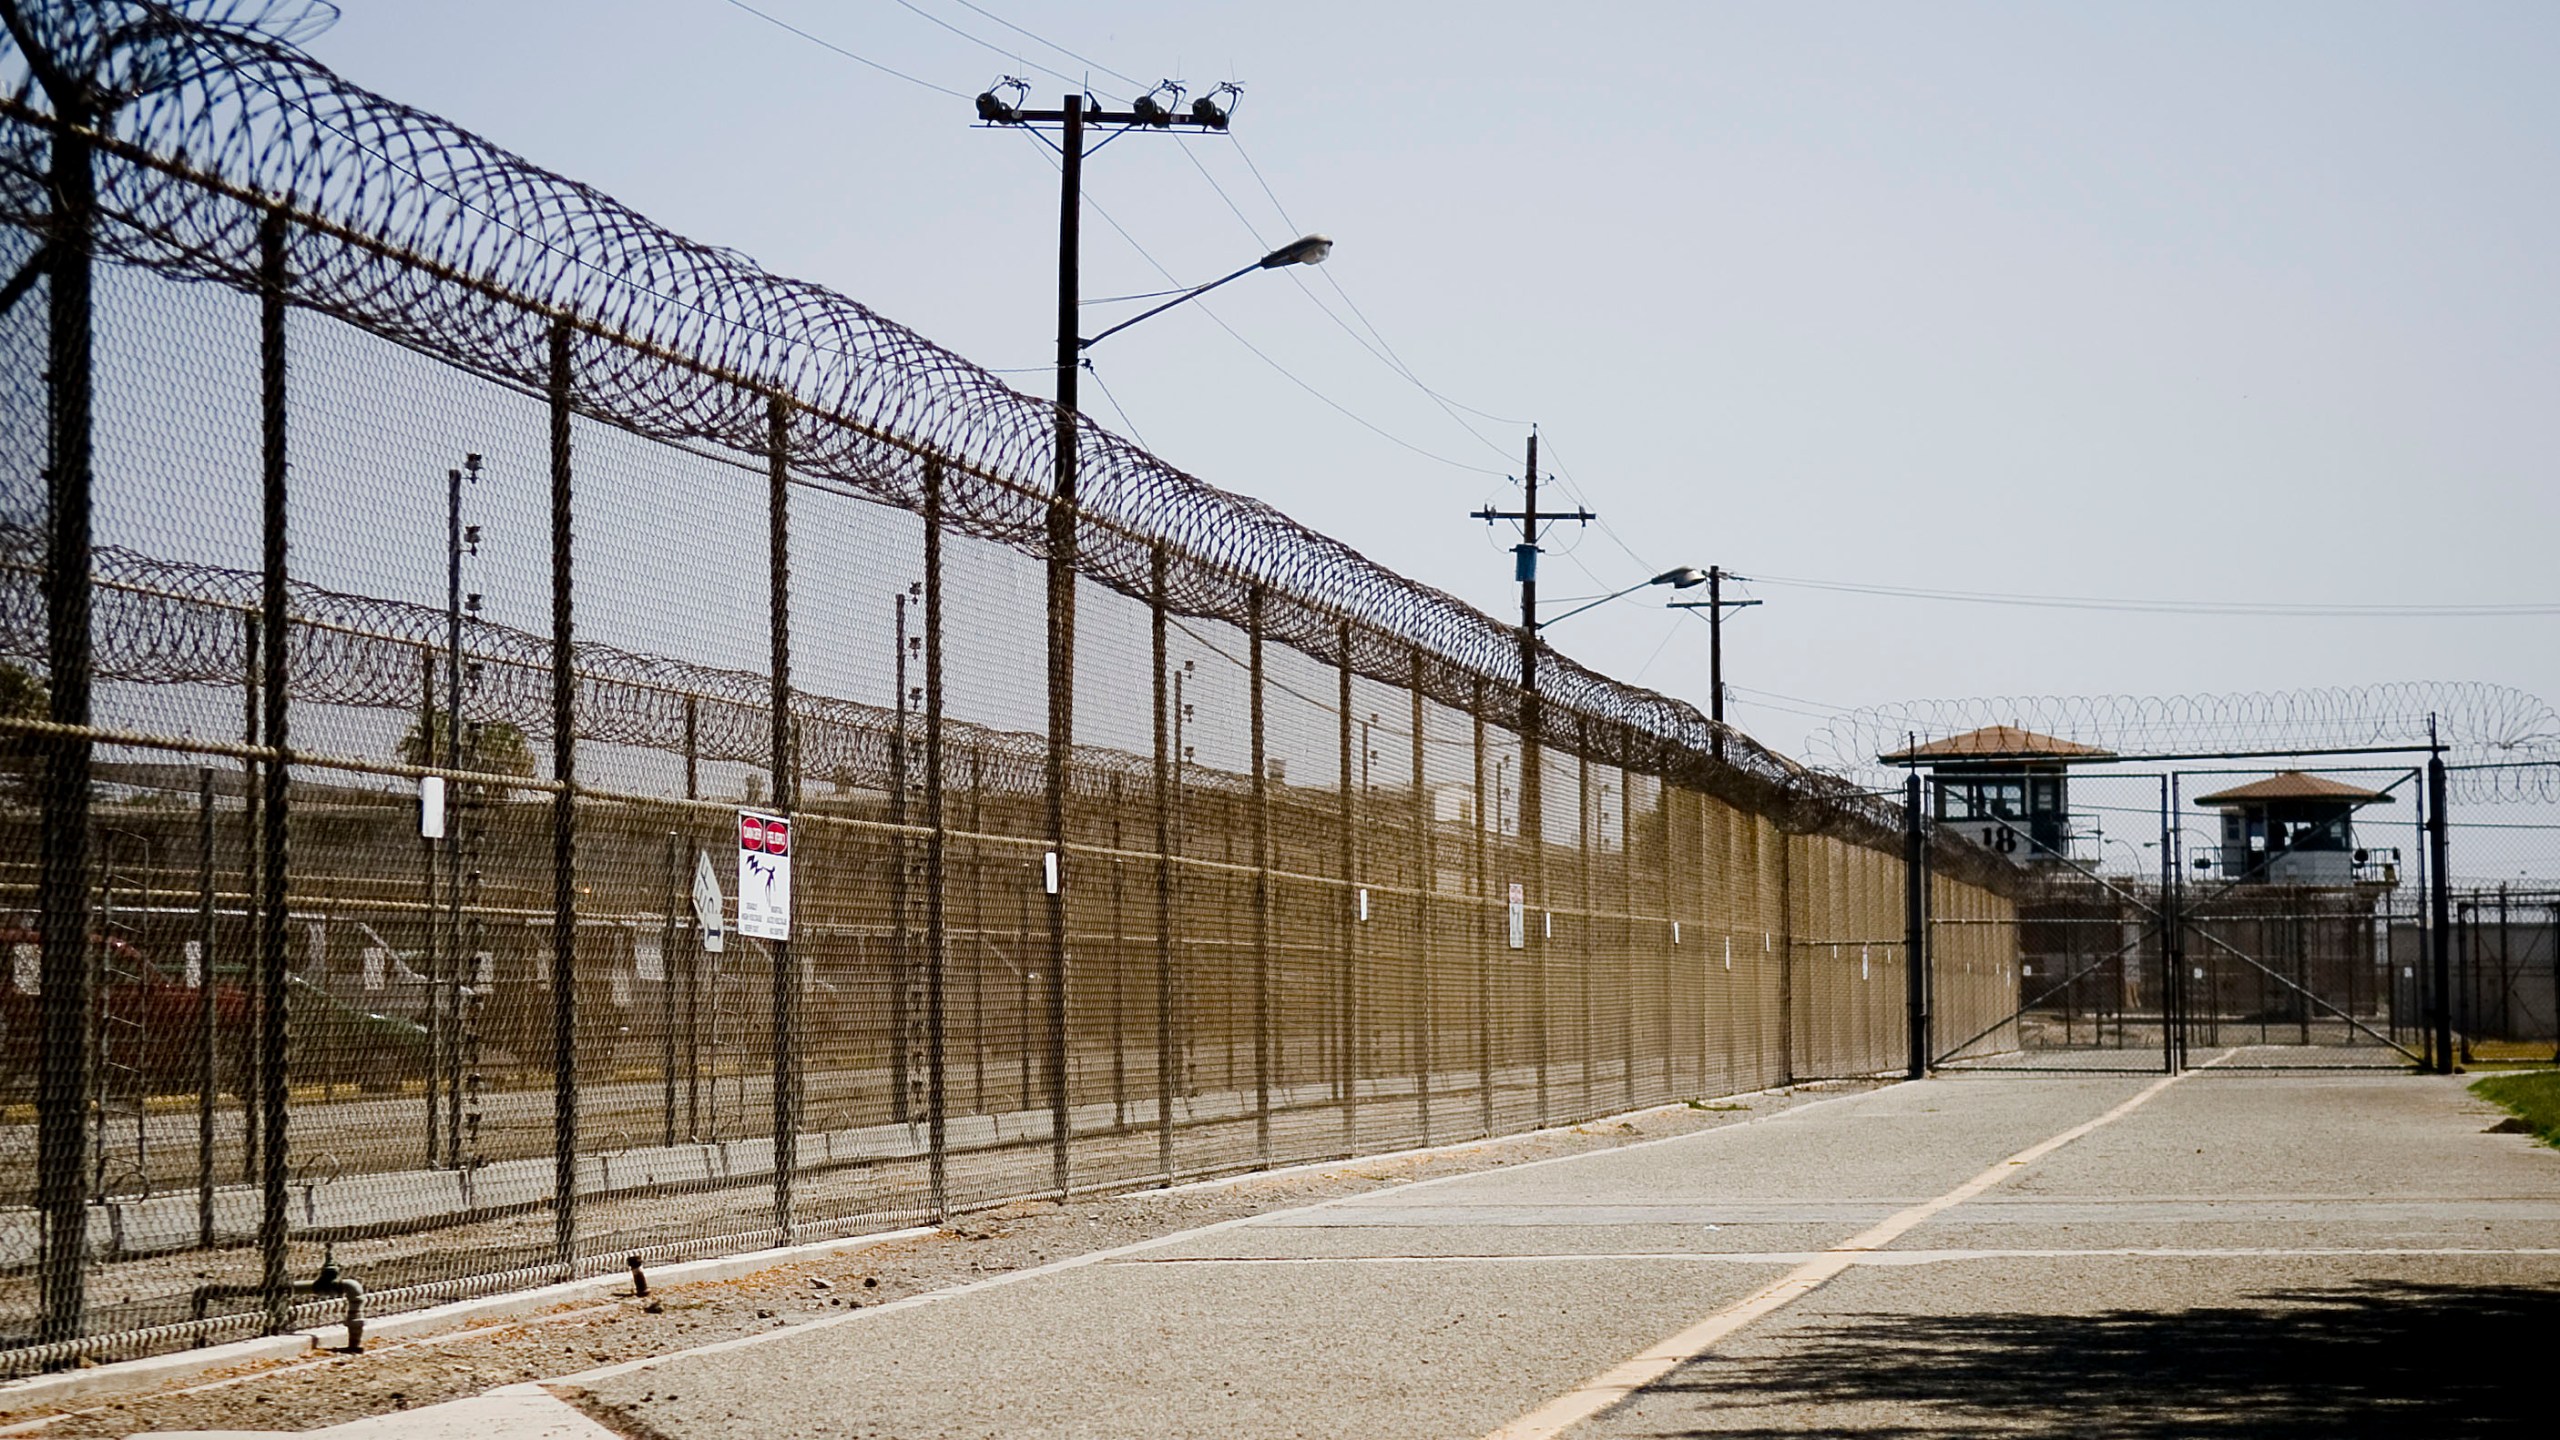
[1932,768,2428,1075]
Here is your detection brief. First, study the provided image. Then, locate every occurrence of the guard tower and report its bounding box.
[2195,772,2392,886]
[1881,725,2112,863]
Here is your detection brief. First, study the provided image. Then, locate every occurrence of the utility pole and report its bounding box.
[1471,430,1597,829]
[1472,434,1589,1125]
[1667,566,1761,732]
[976,80,1238,1195]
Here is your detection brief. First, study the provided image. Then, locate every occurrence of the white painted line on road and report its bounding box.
[1478,1059,2215,1440]
[1116,1245,2560,1267]
[543,1086,1884,1392]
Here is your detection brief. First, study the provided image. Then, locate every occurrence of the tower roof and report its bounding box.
[2193,771,2394,807]
[1879,725,2113,764]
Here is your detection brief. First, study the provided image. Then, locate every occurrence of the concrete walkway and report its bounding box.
[142,1059,2560,1437]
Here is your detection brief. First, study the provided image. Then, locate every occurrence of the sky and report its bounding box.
[294,0,2560,776]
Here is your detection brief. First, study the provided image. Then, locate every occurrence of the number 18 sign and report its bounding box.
[736,809,793,942]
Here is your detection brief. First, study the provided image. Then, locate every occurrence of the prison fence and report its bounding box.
[0,4,2024,1371]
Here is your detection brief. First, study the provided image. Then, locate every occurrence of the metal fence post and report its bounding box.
[2427,747,2453,1073]
[547,320,580,1278]
[239,612,260,1187]
[1336,619,1357,1146]
[1659,784,1674,1096]
[1471,676,1491,1138]
[661,830,680,1149]
[1409,645,1431,1147]
[1904,773,1927,1080]
[1526,695,1547,1127]
[419,648,439,1166]
[1577,719,1593,1115]
[1149,545,1174,1183]
[683,697,700,1139]
[1109,776,1126,1128]
[195,768,217,1250]
[1249,586,1272,1165]
[1619,747,1634,1109]
[922,457,949,1218]
[890,594,912,1127]
[1776,820,1794,1085]
[252,210,295,1334]
[765,394,796,1235]
[33,87,98,1355]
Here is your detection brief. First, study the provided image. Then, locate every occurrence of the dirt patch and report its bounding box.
[3,1084,1865,1437]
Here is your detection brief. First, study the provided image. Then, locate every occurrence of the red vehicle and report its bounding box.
[0,927,252,1101]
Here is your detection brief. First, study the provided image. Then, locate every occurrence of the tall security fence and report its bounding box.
[0,4,2021,1370]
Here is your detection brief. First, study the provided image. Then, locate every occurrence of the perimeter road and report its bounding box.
[527,1063,2555,1437]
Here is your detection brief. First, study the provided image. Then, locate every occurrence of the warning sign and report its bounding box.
[1506,882,1526,951]
[692,849,726,953]
[736,809,793,942]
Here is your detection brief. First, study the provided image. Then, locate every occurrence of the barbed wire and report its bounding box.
[0,0,2000,876]
[1803,684,2560,804]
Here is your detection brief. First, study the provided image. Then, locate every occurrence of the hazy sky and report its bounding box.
[301,0,2560,765]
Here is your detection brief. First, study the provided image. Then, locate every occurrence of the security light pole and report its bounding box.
[975,82,1316,1193]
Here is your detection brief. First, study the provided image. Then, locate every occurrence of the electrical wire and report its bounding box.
[712,0,968,98]
[1749,572,2560,618]
[880,0,1109,98]
[944,0,1146,89]
[1029,136,1507,476]
[1080,357,1153,454]
[1229,134,1528,435]
[1196,137,1529,462]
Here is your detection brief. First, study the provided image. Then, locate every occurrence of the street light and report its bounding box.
[1080,235,1334,351]
[1538,567,1709,629]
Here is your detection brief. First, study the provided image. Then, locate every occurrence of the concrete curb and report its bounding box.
[0,1224,935,1424]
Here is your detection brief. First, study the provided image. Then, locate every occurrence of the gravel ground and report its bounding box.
[0,1084,1856,1437]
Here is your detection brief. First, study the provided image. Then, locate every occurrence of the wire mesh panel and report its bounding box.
[0,2,2032,1371]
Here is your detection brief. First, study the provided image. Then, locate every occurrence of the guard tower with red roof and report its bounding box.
[1880,725,2113,863]
[2196,772,2394,886]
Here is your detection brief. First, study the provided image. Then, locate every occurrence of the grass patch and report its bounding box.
[2471,1070,2560,1147]
[1685,1100,1748,1112]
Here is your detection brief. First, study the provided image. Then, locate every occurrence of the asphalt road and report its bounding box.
[548,1057,2556,1438]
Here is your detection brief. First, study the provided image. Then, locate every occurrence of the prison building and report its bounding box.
[2195,772,2395,888]
[1881,725,2113,865]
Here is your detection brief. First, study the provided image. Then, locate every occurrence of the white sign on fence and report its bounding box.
[736,810,793,942]
[692,849,727,953]
[1506,882,1526,951]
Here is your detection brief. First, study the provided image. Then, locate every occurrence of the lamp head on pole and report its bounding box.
[1259,234,1334,268]
[1651,567,1710,589]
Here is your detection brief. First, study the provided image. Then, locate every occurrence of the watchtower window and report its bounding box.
[1935,778,2029,822]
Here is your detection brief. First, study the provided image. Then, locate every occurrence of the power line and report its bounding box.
[1174,145,1520,467]
[942,0,1147,89]
[712,0,968,98]
[1037,140,1505,476]
[1749,572,2560,618]
[1231,136,1530,428]
[882,0,1108,98]
[1080,358,1153,454]
[1210,136,1533,454]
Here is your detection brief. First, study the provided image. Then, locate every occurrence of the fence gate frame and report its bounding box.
[1921,750,2450,1076]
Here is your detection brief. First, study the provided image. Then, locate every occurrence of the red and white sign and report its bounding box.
[736,808,793,941]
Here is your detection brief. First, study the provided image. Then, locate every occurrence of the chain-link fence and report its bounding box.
[0,4,2025,1371]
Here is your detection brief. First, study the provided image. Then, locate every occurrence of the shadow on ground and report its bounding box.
[1633,1281,2547,1438]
